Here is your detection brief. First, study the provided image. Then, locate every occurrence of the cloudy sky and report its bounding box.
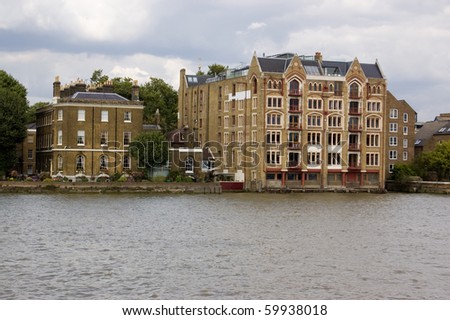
[1,0,449,121]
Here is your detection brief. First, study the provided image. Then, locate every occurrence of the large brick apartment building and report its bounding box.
[35,77,144,180]
[178,52,416,190]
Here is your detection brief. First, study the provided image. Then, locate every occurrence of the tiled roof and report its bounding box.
[72,92,129,101]
[415,120,450,146]
[258,57,292,73]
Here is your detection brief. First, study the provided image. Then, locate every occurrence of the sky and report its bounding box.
[1,0,449,121]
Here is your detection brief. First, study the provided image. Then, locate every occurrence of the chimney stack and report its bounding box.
[132,80,139,101]
[315,51,323,63]
[53,76,61,103]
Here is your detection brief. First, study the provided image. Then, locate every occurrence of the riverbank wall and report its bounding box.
[0,181,224,194]
[385,180,450,194]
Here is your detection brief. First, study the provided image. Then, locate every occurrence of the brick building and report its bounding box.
[385,91,417,176]
[178,52,394,190]
[36,77,144,181]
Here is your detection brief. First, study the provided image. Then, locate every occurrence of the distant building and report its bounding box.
[178,52,392,190]
[15,123,37,176]
[35,77,144,181]
[414,113,450,155]
[385,91,417,176]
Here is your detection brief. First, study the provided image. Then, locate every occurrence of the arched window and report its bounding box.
[377,86,381,94]
[76,155,85,172]
[308,83,313,91]
[349,82,360,98]
[289,79,300,95]
[252,77,257,94]
[100,155,108,170]
[267,80,272,89]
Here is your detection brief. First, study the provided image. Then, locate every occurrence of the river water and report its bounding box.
[0,192,449,299]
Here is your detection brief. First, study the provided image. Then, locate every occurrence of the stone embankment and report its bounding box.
[385,180,450,194]
[0,181,223,194]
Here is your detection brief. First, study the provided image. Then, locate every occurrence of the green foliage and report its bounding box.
[90,69,109,85]
[207,63,227,76]
[112,77,133,100]
[391,163,417,182]
[25,102,47,124]
[117,175,128,182]
[140,78,178,133]
[0,70,29,176]
[129,131,169,170]
[415,141,450,181]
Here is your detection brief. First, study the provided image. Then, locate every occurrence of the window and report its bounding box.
[403,151,408,161]
[77,130,85,146]
[307,114,322,127]
[252,113,257,127]
[389,164,395,173]
[307,132,321,145]
[403,126,408,135]
[101,110,108,122]
[76,155,85,171]
[390,108,398,119]
[123,132,131,146]
[403,139,408,148]
[366,134,380,147]
[28,135,33,144]
[266,131,281,144]
[251,130,257,143]
[266,150,281,165]
[366,153,379,166]
[57,130,62,145]
[328,100,343,110]
[403,113,408,123]
[224,116,229,128]
[389,123,398,132]
[389,150,398,160]
[57,155,63,170]
[252,97,258,109]
[57,109,63,121]
[288,152,300,167]
[367,101,381,112]
[288,132,300,148]
[185,157,194,173]
[123,155,131,169]
[266,113,282,126]
[267,97,282,108]
[78,109,85,121]
[307,152,321,166]
[328,152,341,166]
[252,78,257,94]
[124,112,131,122]
[307,98,323,109]
[328,115,342,128]
[100,131,108,146]
[289,115,300,129]
[366,117,381,129]
[238,115,244,127]
[389,136,398,146]
[27,149,33,159]
[289,98,300,111]
[349,83,360,98]
[100,155,108,170]
[289,79,300,95]
[328,132,341,146]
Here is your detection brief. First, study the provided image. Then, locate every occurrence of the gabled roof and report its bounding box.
[360,63,384,79]
[258,57,293,73]
[72,92,129,101]
[415,120,450,146]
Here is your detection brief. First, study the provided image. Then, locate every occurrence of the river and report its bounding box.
[0,192,449,299]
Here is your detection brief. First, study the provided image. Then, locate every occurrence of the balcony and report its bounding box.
[349,92,361,99]
[349,107,361,115]
[348,162,360,169]
[288,124,302,130]
[348,124,362,132]
[288,142,301,150]
[288,89,302,96]
[288,106,302,113]
[348,143,360,151]
[287,160,300,168]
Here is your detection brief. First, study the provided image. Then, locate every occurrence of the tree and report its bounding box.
[0,70,28,176]
[421,141,450,181]
[139,78,178,133]
[129,131,169,176]
[25,102,47,124]
[90,69,109,85]
[207,63,227,76]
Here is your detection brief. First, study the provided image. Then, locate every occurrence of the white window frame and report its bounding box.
[77,130,85,146]
[78,109,85,122]
[101,110,108,122]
